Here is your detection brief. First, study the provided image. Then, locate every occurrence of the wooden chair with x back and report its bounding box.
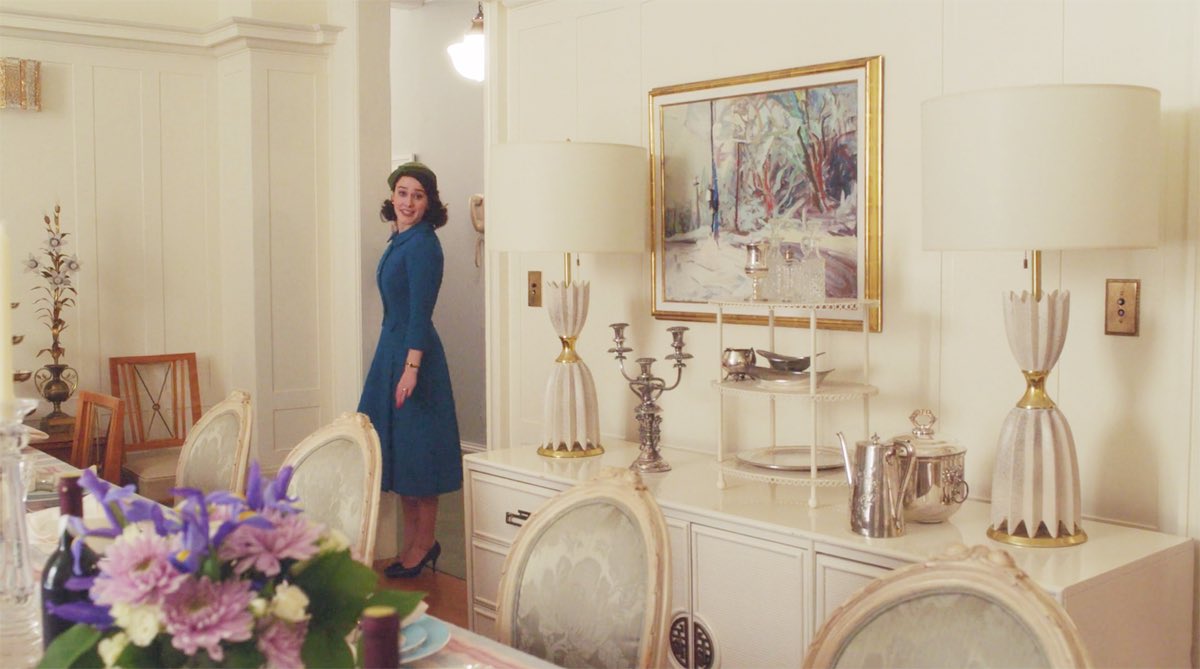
[109,352,202,502]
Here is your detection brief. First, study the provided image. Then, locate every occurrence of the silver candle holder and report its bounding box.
[607,323,691,473]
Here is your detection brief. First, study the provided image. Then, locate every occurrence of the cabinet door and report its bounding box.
[465,470,558,636]
[814,553,892,629]
[665,517,691,669]
[691,524,808,668]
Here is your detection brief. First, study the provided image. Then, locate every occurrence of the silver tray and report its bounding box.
[745,366,834,386]
[735,446,845,471]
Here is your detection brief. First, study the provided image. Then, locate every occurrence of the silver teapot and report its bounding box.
[836,432,918,538]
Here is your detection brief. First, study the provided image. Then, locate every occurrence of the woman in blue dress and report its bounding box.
[358,162,462,579]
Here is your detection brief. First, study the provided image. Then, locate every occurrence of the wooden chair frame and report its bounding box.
[109,352,202,452]
[803,544,1092,668]
[496,467,671,669]
[281,412,382,564]
[174,389,253,496]
[70,391,125,484]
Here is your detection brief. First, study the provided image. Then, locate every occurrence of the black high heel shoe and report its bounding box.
[384,541,441,579]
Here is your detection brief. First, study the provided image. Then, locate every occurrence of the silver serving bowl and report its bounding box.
[756,349,823,372]
[901,446,970,523]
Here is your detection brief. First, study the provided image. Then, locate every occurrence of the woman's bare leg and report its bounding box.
[399,495,421,563]
[401,495,439,567]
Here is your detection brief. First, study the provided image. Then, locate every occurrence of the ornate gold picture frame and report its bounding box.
[648,56,883,331]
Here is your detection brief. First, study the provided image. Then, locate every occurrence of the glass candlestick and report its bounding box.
[1,398,42,668]
[797,235,826,303]
[778,246,798,302]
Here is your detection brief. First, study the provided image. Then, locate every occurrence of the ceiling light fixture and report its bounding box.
[447,2,484,83]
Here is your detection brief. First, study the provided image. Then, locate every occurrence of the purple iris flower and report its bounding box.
[169,488,212,574]
[47,600,114,629]
[241,462,301,515]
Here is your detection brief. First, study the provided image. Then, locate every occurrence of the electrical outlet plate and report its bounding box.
[528,271,542,307]
[1105,279,1140,336]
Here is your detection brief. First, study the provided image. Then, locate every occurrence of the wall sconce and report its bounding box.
[0,58,41,111]
[447,2,484,82]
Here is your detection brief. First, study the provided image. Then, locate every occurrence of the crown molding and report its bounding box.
[0,9,341,56]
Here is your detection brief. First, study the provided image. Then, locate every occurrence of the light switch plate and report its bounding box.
[1105,279,1140,336]
[527,271,542,307]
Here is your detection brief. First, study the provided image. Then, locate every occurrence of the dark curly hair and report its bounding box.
[380,161,448,229]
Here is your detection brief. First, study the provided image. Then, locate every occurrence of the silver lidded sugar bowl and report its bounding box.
[893,409,969,523]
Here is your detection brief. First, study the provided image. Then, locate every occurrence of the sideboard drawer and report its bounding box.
[469,471,557,545]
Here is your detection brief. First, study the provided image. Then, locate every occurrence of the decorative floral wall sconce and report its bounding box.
[0,58,41,111]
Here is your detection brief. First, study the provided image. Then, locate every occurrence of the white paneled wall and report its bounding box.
[489,0,1199,545]
[0,10,341,467]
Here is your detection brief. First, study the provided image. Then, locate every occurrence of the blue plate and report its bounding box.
[401,615,450,665]
[399,623,427,654]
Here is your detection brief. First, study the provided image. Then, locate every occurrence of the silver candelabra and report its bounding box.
[607,323,691,473]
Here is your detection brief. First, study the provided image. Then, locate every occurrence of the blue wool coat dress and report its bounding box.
[358,222,463,497]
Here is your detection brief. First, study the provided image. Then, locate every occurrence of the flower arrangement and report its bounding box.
[40,464,422,669]
[22,204,80,364]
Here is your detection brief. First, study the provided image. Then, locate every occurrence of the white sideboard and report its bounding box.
[463,442,1195,669]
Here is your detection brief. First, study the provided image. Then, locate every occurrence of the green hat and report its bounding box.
[387,161,438,193]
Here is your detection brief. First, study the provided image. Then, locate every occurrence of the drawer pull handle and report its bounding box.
[505,509,532,527]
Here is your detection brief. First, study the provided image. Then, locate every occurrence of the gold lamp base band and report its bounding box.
[1016,370,1056,409]
[537,443,605,458]
[987,523,1088,548]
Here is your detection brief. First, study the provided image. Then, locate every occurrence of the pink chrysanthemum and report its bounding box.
[91,527,189,607]
[162,577,254,661]
[218,510,321,576]
[257,618,307,669]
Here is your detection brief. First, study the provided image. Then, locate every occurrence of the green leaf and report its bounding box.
[159,637,188,667]
[301,625,355,669]
[223,640,266,669]
[291,551,378,635]
[364,589,427,623]
[38,625,102,669]
[114,638,160,668]
[71,646,103,669]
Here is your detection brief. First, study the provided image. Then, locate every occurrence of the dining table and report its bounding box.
[16,448,558,669]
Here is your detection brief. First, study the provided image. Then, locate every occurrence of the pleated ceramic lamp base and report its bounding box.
[538,281,604,458]
[987,406,1087,546]
[988,290,1087,547]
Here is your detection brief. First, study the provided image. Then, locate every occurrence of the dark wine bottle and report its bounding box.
[360,605,400,669]
[41,472,99,648]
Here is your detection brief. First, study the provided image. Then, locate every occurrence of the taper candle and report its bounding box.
[0,222,13,402]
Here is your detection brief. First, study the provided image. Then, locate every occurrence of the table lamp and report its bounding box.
[922,84,1161,547]
[490,141,649,457]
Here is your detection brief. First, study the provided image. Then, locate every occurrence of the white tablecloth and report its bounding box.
[409,619,559,669]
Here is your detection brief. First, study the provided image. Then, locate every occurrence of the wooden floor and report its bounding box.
[373,559,469,629]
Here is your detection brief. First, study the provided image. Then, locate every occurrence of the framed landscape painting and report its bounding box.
[648,56,882,331]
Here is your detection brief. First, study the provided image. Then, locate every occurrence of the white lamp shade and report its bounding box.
[922,84,1161,251]
[489,142,649,254]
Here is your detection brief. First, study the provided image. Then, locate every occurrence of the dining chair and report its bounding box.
[281,412,382,565]
[69,391,125,485]
[109,352,202,502]
[174,389,253,499]
[496,467,671,669]
[803,543,1092,668]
